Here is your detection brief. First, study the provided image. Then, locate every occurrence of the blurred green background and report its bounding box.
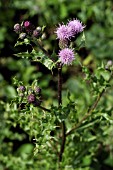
[0,0,113,169]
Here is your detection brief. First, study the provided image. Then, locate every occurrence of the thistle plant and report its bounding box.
[6,19,113,169]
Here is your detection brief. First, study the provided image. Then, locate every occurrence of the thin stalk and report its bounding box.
[66,71,113,136]
[58,64,62,105]
[66,89,104,136]
[38,105,50,112]
[58,63,66,162]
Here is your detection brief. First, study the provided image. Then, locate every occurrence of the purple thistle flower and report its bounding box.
[68,19,85,35]
[58,48,75,65]
[55,24,73,40]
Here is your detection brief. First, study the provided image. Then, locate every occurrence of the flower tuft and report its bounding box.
[55,24,73,40]
[58,48,75,65]
[68,19,85,35]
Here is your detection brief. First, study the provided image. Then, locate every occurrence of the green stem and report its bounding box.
[58,63,66,162]
[58,64,62,105]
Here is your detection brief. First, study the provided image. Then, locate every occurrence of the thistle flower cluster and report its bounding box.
[17,85,42,107]
[55,19,85,65]
[56,19,85,41]
[14,21,42,39]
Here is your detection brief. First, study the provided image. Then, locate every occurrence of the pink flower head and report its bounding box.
[68,19,85,35]
[55,24,73,40]
[24,21,30,27]
[23,21,35,35]
[58,48,75,65]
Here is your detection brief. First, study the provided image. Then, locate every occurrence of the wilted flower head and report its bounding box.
[68,19,85,35]
[58,48,75,65]
[55,24,73,40]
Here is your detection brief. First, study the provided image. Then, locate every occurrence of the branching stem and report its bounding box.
[66,90,104,136]
[32,38,55,62]
[66,71,113,136]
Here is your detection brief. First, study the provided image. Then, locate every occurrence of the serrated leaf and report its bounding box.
[14,51,31,59]
[32,50,55,70]
[14,38,30,47]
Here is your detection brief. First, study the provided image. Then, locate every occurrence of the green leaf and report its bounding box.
[14,49,55,70]
[32,50,55,70]
[14,38,30,47]
[14,51,31,59]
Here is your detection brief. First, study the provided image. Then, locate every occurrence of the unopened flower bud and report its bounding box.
[36,27,41,32]
[41,33,46,40]
[23,21,34,35]
[105,60,113,70]
[28,88,34,94]
[33,29,39,38]
[14,23,22,33]
[34,86,41,94]
[19,93,24,97]
[27,94,36,103]
[107,60,113,66]
[17,86,26,92]
[59,39,68,49]
[19,33,26,39]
